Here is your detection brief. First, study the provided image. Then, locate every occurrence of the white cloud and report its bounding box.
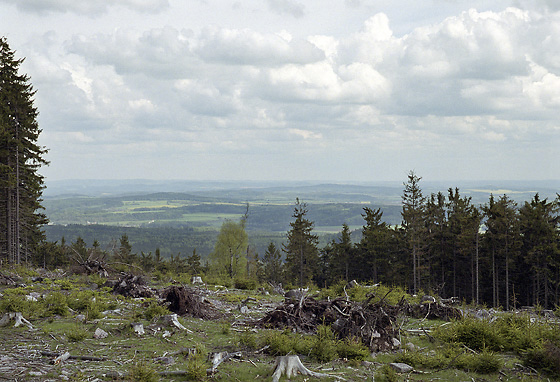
[4,1,560,181]
[266,0,305,18]
[0,0,169,15]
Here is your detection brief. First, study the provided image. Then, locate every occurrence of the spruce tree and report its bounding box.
[283,198,319,288]
[401,171,427,294]
[0,36,48,264]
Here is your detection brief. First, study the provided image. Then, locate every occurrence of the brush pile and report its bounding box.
[257,293,402,352]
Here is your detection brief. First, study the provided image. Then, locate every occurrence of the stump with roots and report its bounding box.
[271,355,345,382]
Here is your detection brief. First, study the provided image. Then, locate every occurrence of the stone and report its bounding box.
[389,362,414,373]
[94,328,108,339]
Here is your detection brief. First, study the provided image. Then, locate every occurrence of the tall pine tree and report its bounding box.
[0,37,48,264]
[283,198,319,288]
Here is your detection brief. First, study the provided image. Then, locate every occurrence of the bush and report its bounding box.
[374,364,398,382]
[434,317,503,351]
[522,342,560,377]
[455,349,503,374]
[0,288,36,317]
[186,344,208,381]
[336,337,370,361]
[66,325,89,342]
[144,300,170,320]
[234,277,257,290]
[44,292,68,317]
[128,361,158,382]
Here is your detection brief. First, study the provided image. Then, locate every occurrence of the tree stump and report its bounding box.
[271,355,345,382]
[0,312,33,329]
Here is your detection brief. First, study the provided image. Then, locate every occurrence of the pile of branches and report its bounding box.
[160,286,224,320]
[110,274,157,298]
[401,300,462,321]
[257,293,401,352]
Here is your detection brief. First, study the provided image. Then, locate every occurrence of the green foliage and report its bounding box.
[374,364,398,382]
[434,316,504,351]
[54,279,74,290]
[238,329,257,349]
[128,361,159,382]
[234,277,257,290]
[311,325,338,362]
[186,343,208,381]
[144,300,170,320]
[66,325,90,342]
[336,337,370,361]
[522,342,560,377]
[209,219,248,278]
[44,292,68,316]
[455,349,503,374]
[0,288,35,317]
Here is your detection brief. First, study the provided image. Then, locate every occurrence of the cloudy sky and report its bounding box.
[2,0,559,182]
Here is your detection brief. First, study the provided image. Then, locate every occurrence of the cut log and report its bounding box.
[0,312,33,330]
[271,355,346,382]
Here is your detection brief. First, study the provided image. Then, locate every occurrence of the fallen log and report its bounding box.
[40,350,107,362]
[271,355,346,382]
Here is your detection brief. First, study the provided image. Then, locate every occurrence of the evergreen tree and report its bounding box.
[358,207,392,283]
[331,223,353,282]
[401,171,427,293]
[283,198,319,288]
[0,36,49,264]
[482,194,521,309]
[518,194,560,308]
[186,249,202,275]
[262,242,283,283]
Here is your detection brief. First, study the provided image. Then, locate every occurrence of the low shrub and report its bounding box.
[336,337,370,361]
[186,343,208,381]
[434,316,503,351]
[234,277,257,290]
[144,300,170,320]
[455,349,503,374]
[44,292,68,317]
[374,364,398,382]
[128,361,158,382]
[66,325,89,342]
[522,342,560,377]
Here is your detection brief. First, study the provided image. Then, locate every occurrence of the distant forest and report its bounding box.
[41,175,560,309]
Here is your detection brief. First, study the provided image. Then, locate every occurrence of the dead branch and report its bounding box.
[41,351,106,362]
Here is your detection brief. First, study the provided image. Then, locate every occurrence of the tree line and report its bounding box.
[275,172,560,309]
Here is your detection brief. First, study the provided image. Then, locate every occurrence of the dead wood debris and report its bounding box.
[110,274,157,298]
[257,294,401,352]
[271,355,346,382]
[160,285,224,320]
[257,292,462,352]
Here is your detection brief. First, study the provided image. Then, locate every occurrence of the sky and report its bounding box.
[1,0,559,183]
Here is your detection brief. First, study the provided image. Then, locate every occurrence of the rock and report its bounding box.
[238,305,249,314]
[390,362,414,373]
[392,337,401,347]
[192,276,203,284]
[131,322,144,336]
[75,314,86,322]
[94,328,108,339]
[405,342,419,351]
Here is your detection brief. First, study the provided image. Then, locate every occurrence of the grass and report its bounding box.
[1,269,558,381]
